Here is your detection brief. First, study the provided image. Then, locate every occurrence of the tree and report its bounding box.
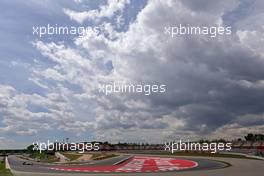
[245,133,254,141]
[27,144,36,153]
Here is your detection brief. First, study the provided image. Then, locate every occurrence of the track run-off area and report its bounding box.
[50,156,199,173]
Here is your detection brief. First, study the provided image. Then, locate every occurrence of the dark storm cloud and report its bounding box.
[105,0,264,138]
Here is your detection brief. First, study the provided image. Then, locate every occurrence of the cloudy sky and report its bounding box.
[0,0,264,149]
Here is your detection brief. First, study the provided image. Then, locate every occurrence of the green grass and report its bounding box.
[42,155,60,163]
[91,153,102,159]
[92,153,118,160]
[63,153,81,161]
[0,159,13,176]
[28,152,59,163]
[173,151,251,159]
[121,150,257,159]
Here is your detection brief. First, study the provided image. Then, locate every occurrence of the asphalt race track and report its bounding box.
[7,154,234,176]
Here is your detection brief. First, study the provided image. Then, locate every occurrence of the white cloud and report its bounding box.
[64,0,130,23]
[2,0,264,146]
[0,137,16,149]
[237,30,264,56]
[28,0,264,142]
[0,84,96,137]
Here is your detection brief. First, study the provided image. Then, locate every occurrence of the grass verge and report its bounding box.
[121,150,259,159]
[63,153,82,161]
[92,153,118,160]
[0,159,13,176]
